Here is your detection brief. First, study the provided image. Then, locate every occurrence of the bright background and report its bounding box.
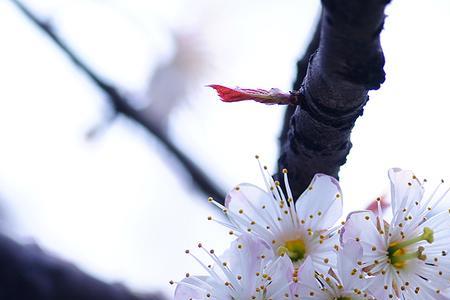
[0,0,449,296]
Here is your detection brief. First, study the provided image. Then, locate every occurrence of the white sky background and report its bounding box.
[0,0,449,296]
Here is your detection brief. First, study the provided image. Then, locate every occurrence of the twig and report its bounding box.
[0,233,164,300]
[10,0,225,203]
[278,0,390,198]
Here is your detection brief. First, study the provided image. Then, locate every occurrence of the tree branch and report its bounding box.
[0,233,163,300]
[278,0,390,198]
[10,0,225,203]
[279,15,322,149]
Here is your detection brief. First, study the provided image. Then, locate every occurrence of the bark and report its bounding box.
[278,0,390,198]
[279,16,322,149]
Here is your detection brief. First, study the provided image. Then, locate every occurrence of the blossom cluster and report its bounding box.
[172,160,450,300]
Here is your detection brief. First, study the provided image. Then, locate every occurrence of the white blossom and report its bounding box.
[297,240,374,300]
[208,157,343,273]
[342,168,450,299]
[173,234,297,300]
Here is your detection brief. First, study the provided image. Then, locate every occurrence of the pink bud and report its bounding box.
[365,194,389,214]
[207,84,298,105]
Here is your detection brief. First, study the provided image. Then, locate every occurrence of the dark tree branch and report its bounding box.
[0,233,163,300]
[278,0,390,198]
[10,0,225,203]
[279,15,322,149]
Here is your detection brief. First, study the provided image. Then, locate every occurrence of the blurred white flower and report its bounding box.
[208,158,343,273]
[144,30,210,130]
[173,234,297,300]
[342,168,450,299]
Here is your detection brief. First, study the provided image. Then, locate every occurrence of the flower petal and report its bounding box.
[388,168,424,217]
[297,257,329,299]
[365,268,397,299]
[223,234,273,291]
[264,254,297,299]
[174,276,219,300]
[225,183,279,241]
[341,210,386,257]
[295,174,343,230]
[337,240,364,287]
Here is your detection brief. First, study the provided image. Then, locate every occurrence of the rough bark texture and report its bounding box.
[278,0,390,198]
[0,234,163,300]
[279,16,322,149]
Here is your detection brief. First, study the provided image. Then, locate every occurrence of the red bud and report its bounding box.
[208,84,297,105]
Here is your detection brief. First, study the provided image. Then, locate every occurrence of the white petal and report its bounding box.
[399,271,449,299]
[295,174,343,230]
[366,268,397,299]
[338,240,363,287]
[225,183,280,240]
[341,211,390,279]
[307,233,339,274]
[265,254,296,299]
[342,210,385,253]
[297,257,329,299]
[388,168,424,217]
[174,276,221,300]
[223,234,273,291]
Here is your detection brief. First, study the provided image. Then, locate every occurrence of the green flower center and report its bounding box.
[277,239,306,262]
[387,227,433,268]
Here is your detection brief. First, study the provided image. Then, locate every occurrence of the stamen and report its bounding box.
[388,227,434,255]
[387,227,434,268]
[255,155,272,192]
[390,247,427,267]
[237,189,282,237]
[280,170,300,228]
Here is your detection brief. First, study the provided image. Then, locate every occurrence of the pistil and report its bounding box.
[277,239,306,262]
[390,246,427,267]
[387,227,433,268]
[388,227,433,254]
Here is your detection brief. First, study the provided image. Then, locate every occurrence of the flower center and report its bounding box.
[336,298,352,300]
[387,227,433,268]
[277,239,306,262]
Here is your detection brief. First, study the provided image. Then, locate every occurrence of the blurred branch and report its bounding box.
[0,233,163,300]
[10,0,225,203]
[278,0,390,198]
